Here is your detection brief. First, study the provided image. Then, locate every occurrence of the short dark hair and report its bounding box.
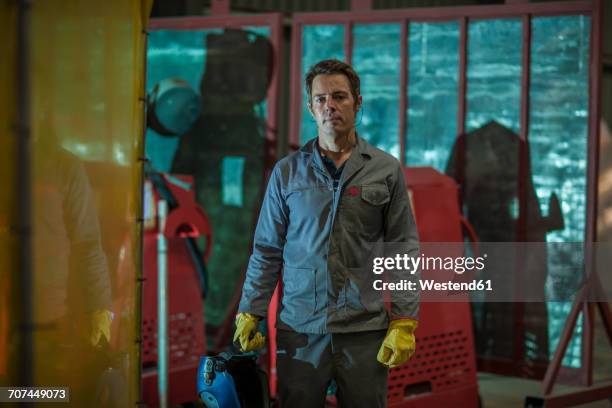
[305,59,361,107]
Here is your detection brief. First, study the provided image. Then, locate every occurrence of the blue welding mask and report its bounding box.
[197,352,269,408]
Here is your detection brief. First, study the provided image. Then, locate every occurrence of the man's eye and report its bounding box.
[315,96,326,104]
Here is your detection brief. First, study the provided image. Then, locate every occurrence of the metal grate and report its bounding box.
[142,312,202,367]
[388,329,473,400]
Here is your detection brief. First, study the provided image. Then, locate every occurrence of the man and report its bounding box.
[30,110,114,405]
[234,59,419,407]
[32,107,113,351]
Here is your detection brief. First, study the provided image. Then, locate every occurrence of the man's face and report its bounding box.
[309,74,361,137]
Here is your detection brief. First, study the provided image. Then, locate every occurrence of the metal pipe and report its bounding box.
[512,12,531,368]
[157,200,169,408]
[398,18,408,166]
[345,20,353,65]
[455,16,467,205]
[135,25,149,404]
[16,0,33,389]
[288,19,302,148]
[582,0,603,387]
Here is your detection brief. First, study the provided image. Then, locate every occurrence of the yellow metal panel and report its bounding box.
[0,0,17,384]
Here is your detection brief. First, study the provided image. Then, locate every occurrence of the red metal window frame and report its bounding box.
[289,0,601,385]
[149,14,283,169]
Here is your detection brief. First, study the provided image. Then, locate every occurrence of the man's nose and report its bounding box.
[324,98,337,111]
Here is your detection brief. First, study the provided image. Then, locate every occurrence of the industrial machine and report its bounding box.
[141,172,212,406]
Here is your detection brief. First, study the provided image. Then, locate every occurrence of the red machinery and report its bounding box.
[266,166,480,407]
[141,173,212,406]
[385,167,479,407]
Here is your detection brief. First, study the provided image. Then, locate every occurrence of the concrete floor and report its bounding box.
[478,311,612,408]
[478,373,612,408]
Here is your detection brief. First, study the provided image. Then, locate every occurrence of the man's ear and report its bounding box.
[355,95,363,112]
[307,103,315,117]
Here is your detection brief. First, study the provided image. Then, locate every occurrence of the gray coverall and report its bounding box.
[238,136,419,407]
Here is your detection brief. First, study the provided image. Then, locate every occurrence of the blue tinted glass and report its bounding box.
[353,23,402,158]
[146,27,273,326]
[466,19,522,133]
[530,15,591,368]
[147,29,222,171]
[222,156,245,207]
[406,22,460,170]
[301,25,345,144]
[459,19,522,363]
[245,26,271,120]
[147,27,270,171]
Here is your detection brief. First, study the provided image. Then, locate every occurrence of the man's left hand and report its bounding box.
[377,318,418,368]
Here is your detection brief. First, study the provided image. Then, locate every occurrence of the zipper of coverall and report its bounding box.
[312,163,338,245]
[328,175,341,313]
[331,178,350,315]
[334,164,362,316]
[312,162,338,313]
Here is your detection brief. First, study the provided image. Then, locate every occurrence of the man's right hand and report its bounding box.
[233,313,266,352]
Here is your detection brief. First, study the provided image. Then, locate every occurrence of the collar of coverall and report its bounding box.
[301,135,374,173]
[301,136,375,187]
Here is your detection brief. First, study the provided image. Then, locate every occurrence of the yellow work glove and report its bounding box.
[377,318,418,368]
[233,313,265,352]
[90,309,113,347]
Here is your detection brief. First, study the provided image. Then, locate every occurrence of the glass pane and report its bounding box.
[451,18,523,361]
[245,26,271,122]
[26,0,145,404]
[405,21,460,170]
[301,25,345,145]
[148,26,273,331]
[353,23,402,158]
[222,156,245,207]
[146,29,222,172]
[466,19,522,133]
[530,15,591,368]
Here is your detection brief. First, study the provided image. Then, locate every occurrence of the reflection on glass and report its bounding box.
[222,156,245,207]
[146,29,222,172]
[162,28,273,327]
[32,114,117,405]
[466,19,522,133]
[406,21,459,170]
[353,23,401,158]
[530,15,591,368]
[244,26,271,122]
[446,121,520,360]
[301,25,345,144]
[454,18,523,362]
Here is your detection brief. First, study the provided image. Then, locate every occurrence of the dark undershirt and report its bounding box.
[321,154,345,190]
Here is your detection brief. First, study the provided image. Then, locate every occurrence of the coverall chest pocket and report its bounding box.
[280,266,317,325]
[339,184,390,237]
